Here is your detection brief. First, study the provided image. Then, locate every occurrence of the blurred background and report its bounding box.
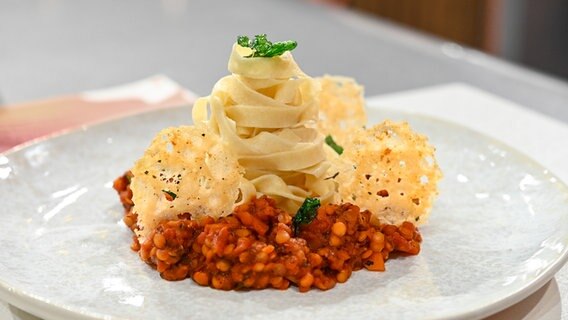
[0,0,567,108]
[327,0,568,80]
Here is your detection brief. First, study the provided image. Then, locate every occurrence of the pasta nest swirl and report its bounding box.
[193,44,337,213]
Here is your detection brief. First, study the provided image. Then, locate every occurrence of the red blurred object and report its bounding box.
[0,76,196,153]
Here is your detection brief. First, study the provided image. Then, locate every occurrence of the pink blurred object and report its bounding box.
[0,75,197,152]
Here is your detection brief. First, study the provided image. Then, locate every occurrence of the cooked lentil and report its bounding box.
[114,172,422,291]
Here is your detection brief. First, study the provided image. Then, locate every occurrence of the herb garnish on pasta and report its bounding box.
[237,34,297,58]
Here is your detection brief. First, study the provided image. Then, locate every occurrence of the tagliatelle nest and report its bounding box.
[130,125,244,239]
[333,121,442,225]
[316,75,367,146]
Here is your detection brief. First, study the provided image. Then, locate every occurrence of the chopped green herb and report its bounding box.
[237,34,297,58]
[162,190,177,200]
[325,135,344,155]
[292,197,321,236]
[237,35,250,47]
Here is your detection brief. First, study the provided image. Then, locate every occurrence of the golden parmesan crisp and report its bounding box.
[333,121,442,225]
[316,75,367,146]
[130,125,244,239]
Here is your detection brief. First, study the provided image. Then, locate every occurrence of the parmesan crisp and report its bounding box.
[334,121,442,225]
[317,75,367,146]
[318,75,441,225]
[130,125,244,239]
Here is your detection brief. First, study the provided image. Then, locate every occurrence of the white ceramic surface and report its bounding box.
[1,106,568,320]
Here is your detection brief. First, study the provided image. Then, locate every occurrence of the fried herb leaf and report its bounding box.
[325,135,344,155]
[292,197,321,236]
[237,34,297,58]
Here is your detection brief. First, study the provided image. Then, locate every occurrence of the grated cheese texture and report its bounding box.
[130,125,244,239]
[334,121,442,225]
[317,75,367,146]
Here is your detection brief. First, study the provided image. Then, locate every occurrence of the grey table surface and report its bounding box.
[1,0,568,122]
[1,0,568,319]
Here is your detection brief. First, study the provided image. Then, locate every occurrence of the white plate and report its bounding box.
[1,106,568,320]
